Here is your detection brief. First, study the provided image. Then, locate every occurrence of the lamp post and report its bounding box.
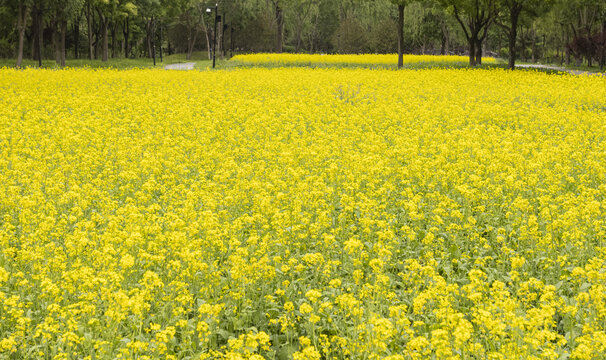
[206,3,219,69]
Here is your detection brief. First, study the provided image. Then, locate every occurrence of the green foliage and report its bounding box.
[331,16,369,53]
[369,18,398,53]
[0,0,604,67]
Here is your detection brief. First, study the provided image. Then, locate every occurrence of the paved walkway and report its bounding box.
[516,64,604,76]
[164,62,196,70]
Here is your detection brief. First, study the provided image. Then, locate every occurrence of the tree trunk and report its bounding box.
[110,22,115,58]
[87,2,94,60]
[152,17,156,65]
[531,26,536,63]
[201,14,211,60]
[31,4,40,61]
[60,21,66,67]
[508,6,521,70]
[469,34,477,67]
[99,10,108,62]
[74,20,79,59]
[159,22,163,62]
[565,27,570,65]
[94,16,99,59]
[38,11,43,65]
[452,5,481,67]
[440,20,449,55]
[275,4,284,53]
[123,17,130,58]
[475,20,491,66]
[600,22,605,70]
[16,2,30,68]
[53,18,66,67]
[146,19,153,58]
[53,20,61,65]
[397,5,404,68]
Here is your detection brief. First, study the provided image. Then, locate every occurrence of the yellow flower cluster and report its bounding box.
[0,66,605,359]
[232,53,497,66]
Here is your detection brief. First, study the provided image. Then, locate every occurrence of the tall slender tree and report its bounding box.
[271,0,285,52]
[48,0,83,66]
[496,0,553,69]
[391,0,410,68]
[14,0,32,68]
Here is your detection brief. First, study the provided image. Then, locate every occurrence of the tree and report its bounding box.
[271,0,285,52]
[440,0,496,66]
[96,2,109,61]
[557,0,606,67]
[14,0,31,68]
[495,0,553,69]
[390,0,411,68]
[48,0,83,66]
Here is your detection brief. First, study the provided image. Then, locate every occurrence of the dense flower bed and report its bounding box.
[231,53,497,66]
[0,67,605,359]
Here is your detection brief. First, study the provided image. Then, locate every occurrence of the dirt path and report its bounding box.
[516,64,604,76]
[164,62,196,70]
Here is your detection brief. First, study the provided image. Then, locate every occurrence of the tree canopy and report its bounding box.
[1,0,605,69]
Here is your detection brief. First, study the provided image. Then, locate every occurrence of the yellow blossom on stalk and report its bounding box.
[284,302,295,312]
[300,303,313,314]
[0,336,17,353]
[305,289,322,303]
[120,254,135,268]
[232,53,497,66]
[329,279,342,288]
[293,346,322,360]
[511,256,526,270]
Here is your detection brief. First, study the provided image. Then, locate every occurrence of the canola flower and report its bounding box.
[0,67,605,359]
[231,53,497,66]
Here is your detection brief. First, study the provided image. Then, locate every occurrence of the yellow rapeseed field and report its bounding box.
[231,53,497,66]
[0,67,605,360]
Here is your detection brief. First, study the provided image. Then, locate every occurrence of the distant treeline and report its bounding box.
[1,0,605,69]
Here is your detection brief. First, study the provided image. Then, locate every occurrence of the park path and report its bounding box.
[163,62,196,70]
[516,64,604,76]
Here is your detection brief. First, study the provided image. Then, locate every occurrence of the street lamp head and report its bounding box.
[206,8,212,13]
